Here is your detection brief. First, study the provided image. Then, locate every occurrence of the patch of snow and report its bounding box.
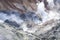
[47,0,54,9]
[36,2,49,23]
[21,23,28,31]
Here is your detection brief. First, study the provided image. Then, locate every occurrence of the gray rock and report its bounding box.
[4,19,20,28]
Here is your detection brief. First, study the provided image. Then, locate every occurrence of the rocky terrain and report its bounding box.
[0,0,60,40]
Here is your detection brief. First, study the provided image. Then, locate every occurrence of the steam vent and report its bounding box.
[0,0,60,40]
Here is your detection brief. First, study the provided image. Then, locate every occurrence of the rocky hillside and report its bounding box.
[0,0,60,40]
